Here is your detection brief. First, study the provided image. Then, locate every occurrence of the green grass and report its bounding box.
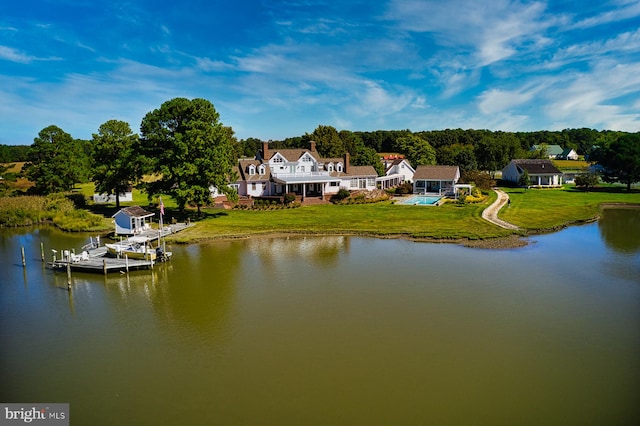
[170,197,514,243]
[4,182,638,241]
[500,185,640,230]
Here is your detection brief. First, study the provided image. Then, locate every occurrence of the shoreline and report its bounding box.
[3,202,639,250]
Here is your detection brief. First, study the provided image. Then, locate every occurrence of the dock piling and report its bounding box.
[40,242,45,262]
[21,246,26,267]
[66,257,72,288]
[103,259,107,275]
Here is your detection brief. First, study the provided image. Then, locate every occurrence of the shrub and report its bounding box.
[332,188,351,202]
[395,182,413,194]
[575,174,599,190]
[284,193,296,205]
[460,170,495,190]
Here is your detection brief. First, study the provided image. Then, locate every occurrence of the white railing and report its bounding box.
[272,171,331,178]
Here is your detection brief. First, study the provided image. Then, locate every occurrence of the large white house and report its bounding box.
[229,141,379,201]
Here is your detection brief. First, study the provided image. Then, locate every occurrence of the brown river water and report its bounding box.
[1,208,639,425]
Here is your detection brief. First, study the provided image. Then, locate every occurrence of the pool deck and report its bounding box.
[396,194,445,206]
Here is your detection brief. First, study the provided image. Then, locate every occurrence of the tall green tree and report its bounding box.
[307,125,345,158]
[91,120,140,208]
[590,133,640,191]
[394,134,436,166]
[139,98,238,213]
[437,143,477,172]
[25,125,88,194]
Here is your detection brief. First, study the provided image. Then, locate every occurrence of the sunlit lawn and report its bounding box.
[72,182,640,241]
[500,184,640,230]
[172,195,513,243]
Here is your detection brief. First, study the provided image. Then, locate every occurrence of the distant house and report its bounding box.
[112,206,155,235]
[530,144,564,159]
[502,159,563,187]
[93,187,133,204]
[413,165,461,194]
[530,145,578,160]
[559,148,579,160]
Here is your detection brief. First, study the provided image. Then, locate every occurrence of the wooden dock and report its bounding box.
[49,247,156,274]
[47,222,192,275]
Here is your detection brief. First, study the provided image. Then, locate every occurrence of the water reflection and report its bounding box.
[598,207,640,254]
[246,235,347,271]
[2,212,640,425]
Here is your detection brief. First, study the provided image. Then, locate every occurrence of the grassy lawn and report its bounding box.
[170,196,513,243]
[500,185,640,230]
[4,179,638,242]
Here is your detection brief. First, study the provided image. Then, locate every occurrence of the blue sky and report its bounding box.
[1,0,640,145]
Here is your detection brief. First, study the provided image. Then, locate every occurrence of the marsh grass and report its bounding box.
[0,193,110,231]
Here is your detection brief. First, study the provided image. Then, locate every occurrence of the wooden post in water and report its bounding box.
[40,242,45,262]
[125,254,129,274]
[66,256,72,288]
[21,246,26,267]
[103,258,107,275]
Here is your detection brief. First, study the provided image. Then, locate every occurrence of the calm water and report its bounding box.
[1,209,639,425]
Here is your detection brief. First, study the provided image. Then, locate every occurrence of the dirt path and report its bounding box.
[482,188,520,230]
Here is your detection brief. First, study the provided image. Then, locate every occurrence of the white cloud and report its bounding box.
[0,45,61,64]
[571,0,640,29]
[477,88,536,115]
[385,0,556,66]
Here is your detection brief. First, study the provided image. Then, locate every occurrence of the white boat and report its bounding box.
[105,236,160,261]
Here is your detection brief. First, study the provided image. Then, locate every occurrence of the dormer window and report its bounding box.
[327,163,334,172]
[258,165,265,175]
[248,164,256,175]
[336,162,343,172]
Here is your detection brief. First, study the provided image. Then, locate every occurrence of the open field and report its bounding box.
[500,185,640,230]
[552,159,590,171]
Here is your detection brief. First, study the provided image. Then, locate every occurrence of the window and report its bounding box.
[272,156,284,164]
[330,181,339,187]
[252,183,257,190]
[327,163,334,172]
[258,165,265,175]
[248,165,256,175]
[337,163,343,172]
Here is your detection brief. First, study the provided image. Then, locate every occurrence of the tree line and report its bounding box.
[5,97,640,207]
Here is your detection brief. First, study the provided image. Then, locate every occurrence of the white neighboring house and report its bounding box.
[413,165,461,194]
[502,159,563,187]
[377,158,415,190]
[93,192,133,204]
[215,141,379,201]
[93,186,133,204]
[559,148,579,160]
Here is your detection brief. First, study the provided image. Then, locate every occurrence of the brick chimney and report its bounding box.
[262,141,269,160]
[309,140,317,152]
[344,152,350,173]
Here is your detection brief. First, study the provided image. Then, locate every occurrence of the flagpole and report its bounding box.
[158,197,163,249]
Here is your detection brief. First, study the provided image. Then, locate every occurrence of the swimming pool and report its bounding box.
[398,195,443,205]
